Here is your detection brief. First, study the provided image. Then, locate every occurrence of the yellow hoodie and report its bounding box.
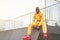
[27,12,47,35]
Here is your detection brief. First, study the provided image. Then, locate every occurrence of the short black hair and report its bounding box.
[36,7,40,10]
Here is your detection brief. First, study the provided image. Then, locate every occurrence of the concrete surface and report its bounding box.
[0,26,60,40]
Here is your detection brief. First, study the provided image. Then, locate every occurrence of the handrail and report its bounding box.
[46,19,60,23]
[11,2,60,20]
[55,0,60,2]
[0,0,60,31]
[1,2,60,25]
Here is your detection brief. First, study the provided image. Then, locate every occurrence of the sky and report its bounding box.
[0,0,44,20]
[0,0,60,30]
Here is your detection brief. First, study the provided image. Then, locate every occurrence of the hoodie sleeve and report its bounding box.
[32,14,36,21]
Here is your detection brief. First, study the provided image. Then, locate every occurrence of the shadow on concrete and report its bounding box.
[38,26,60,40]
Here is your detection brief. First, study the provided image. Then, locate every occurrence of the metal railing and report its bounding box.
[0,0,60,31]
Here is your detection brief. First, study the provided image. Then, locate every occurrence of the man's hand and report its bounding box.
[43,33,48,39]
[33,26,40,30]
[23,35,30,40]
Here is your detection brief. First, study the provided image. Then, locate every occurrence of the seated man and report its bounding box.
[24,7,48,40]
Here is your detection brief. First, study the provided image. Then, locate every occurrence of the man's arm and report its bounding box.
[32,14,36,22]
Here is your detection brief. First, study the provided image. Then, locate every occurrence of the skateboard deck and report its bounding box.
[31,28,40,40]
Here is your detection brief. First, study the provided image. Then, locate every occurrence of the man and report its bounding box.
[23,7,48,40]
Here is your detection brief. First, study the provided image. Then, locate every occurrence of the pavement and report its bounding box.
[0,26,60,40]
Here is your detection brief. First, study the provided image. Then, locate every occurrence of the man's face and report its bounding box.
[36,7,40,13]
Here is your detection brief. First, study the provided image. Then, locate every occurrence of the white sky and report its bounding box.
[0,0,44,20]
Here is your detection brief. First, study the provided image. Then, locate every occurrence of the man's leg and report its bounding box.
[24,22,35,40]
[27,22,39,35]
[27,24,33,35]
[41,21,48,39]
[41,21,47,34]
[26,22,40,40]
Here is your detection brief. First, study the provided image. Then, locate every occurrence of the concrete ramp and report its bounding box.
[0,28,27,40]
[0,26,60,40]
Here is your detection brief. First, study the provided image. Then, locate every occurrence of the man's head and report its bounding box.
[36,7,40,13]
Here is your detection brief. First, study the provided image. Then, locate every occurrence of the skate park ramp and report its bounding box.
[0,25,60,40]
